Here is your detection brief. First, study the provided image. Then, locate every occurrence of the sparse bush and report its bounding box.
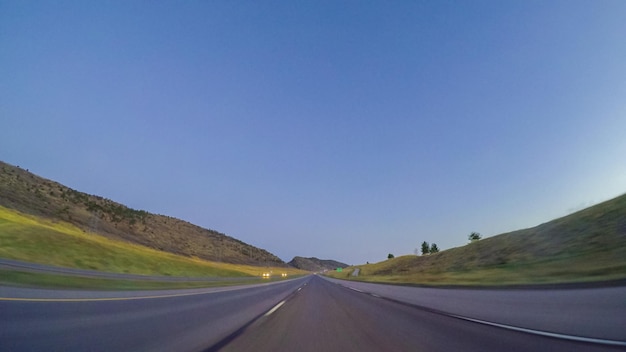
[469,232,482,242]
[387,253,394,259]
[430,243,439,253]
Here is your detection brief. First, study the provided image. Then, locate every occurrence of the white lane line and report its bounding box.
[0,290,224,302]
[1,282,284,302]
[297,287,302,291]
[346,286,363,293]
[449,314,626,347]
[264,301,286,317]
[370,294,380,298]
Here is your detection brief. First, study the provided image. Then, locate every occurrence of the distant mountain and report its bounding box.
[288,256,348,272]
[0,161,284,266]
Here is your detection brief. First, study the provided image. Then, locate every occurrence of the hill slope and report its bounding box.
[288,256,348,272]
[329,193,626,285]
[0,161,283,266]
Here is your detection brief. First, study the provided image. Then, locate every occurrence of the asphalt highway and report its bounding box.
[1,275,624,351]
[323,277,626,341]
[222,276,624,352]
[0,277,308,352]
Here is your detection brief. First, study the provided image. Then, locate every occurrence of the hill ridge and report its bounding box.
[288,256,348,272]
[0,161,284,266]
[329,193,626,285]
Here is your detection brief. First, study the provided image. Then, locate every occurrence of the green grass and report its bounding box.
[327,259,626,287]
[0,206,307,285]
[327,252,626,286]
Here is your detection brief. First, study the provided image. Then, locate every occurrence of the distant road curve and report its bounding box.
[0,258,262,282]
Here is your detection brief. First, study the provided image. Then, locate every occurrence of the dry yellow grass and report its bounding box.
[327,194,626,286]
[0,205,306,278]
[0,161,284,266]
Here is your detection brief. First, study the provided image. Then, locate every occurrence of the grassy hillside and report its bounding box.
[288,256,348,272]
[0,205,305,279]
[327,193,626,286]
[0,161,282,266]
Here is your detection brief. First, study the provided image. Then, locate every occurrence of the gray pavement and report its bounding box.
[221,276,623,352]
[324,276,626,341]
[0,276,309,352]
[1,275,624,351]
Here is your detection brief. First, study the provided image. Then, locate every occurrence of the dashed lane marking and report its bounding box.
[264,301,286,316]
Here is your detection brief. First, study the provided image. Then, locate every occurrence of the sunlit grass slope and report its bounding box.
[0,206,305,278]
[328,193,626,286]
[0,161,284,266]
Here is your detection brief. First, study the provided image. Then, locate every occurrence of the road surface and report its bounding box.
[1,275,624,351]
[323,277,626,341]
[0,277,307,351]
[223,276,625,352]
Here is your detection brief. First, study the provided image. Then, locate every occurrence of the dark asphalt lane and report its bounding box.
[221,276,624,352]
[324,277,626,341]
[0,276,309,352]
[2,275,624,352]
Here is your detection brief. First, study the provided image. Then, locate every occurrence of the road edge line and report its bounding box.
[336,282,626,347]
[448,314,626,347]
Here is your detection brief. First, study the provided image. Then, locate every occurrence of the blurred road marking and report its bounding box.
[0,290,230,302]
[451,314,626,347]
[264,301,285,316]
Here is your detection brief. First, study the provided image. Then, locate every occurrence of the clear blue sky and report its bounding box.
[2,1,625,265]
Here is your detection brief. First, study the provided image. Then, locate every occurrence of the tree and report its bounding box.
[430,243,439,253]
[421,241,430,255]
[387,253,395,259]
[469,232,482,242]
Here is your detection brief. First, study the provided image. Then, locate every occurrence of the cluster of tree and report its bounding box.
[394,231,483,260]
[419,241,439,255]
